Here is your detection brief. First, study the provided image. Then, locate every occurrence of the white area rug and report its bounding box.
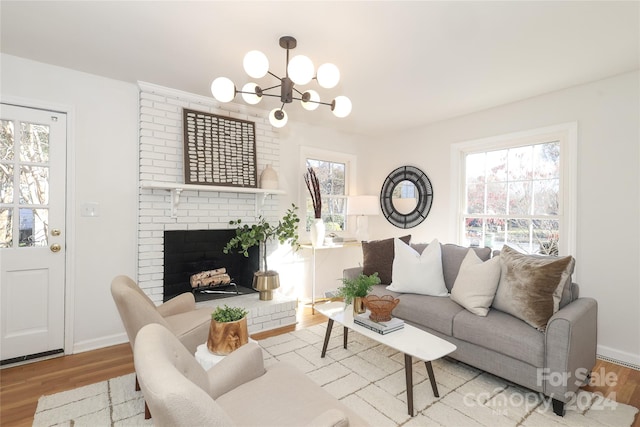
[34,324,638,426]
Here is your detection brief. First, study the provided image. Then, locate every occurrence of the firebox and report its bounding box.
[163,229,259,302]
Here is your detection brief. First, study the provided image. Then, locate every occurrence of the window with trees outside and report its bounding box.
[453,124,576,255]
[301,148,355,234]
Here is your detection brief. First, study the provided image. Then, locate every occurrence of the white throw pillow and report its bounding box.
[450,249,501,316]
[386,238,448,296]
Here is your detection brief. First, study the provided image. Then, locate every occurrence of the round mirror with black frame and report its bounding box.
[380,165,434,229]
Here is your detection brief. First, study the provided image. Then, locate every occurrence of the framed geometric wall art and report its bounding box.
[182,109,257,187]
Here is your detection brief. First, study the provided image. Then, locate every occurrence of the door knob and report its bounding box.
[50,243,62,253]
[51,229,61,236]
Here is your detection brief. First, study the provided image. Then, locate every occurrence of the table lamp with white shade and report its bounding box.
[347,195,380,242]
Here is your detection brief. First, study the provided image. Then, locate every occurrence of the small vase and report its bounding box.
[310,218,325,247]
[353,297,366,315]
[259,165,279,190]
[207,317,249,355]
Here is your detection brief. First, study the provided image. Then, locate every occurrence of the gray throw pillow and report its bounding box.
[492,246,575,331]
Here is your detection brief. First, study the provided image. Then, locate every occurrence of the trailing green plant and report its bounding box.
[336,272,381,304]
[223,204,300,271]
[211,305,248,322]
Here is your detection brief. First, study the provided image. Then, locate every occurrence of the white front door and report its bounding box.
[0,103,66,363]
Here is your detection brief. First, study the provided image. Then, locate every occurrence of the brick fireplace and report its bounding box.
[136,82,296,333]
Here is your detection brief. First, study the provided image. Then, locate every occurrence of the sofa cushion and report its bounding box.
[441,244,492,291]
[492,246,575,331]
[391,292,464,336]
[362,235,411,284]
[450,250,501,316]
[493,248,575,308]
[387,238,448,296]
[453,308,545,367]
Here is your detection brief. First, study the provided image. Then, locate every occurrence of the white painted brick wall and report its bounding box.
[137,83,282,306]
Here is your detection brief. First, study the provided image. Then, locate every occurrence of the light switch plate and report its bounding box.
[81,202,100,217]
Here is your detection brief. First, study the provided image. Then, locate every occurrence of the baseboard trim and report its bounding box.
[73,332,129,354]
[597,345,640,370]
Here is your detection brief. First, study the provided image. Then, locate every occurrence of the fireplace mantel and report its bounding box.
[140,180,285,217]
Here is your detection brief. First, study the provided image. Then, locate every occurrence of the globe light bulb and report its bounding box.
[287,55,314,85]
[331,96,352,118]
[301,90,320,111]
[269,108,288,128]
[243,50,269,78]
[317,63,340,89]
[241,83,262,104]
[210,77,236,103]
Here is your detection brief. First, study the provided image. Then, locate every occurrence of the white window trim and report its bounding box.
[299,146,357,236]
[450,122,577,257]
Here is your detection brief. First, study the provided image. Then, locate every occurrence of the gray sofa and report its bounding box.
[344,242,598,417]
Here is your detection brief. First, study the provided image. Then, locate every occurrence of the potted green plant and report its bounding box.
[207,305,249,355]
[336,272,381,314]
[224,204,300,300]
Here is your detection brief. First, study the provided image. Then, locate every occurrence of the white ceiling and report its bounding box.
[1,1,638,136]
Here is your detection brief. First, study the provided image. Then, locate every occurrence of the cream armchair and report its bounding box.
[110,275,213,354]
[134,323,369,427]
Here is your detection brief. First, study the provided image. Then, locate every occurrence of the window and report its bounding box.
[452,124,576,255]
[301,148,356,233]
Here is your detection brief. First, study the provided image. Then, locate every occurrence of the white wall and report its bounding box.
[1,54,139,352]
[363,71,640,366]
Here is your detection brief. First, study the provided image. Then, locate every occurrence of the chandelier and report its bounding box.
[210,36,352,128]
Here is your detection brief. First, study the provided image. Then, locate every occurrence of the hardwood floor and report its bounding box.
[1,303,638,427]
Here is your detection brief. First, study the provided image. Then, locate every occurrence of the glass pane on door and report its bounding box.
[20,122,49,162]
[0,120,14,160]
[19,165,49,205]
[0,208,12,248]
[18,208,48,247]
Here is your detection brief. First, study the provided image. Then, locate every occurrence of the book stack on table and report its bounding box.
[354,311,404,334]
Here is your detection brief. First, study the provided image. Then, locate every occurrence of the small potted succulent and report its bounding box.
[207,305,249,355]
[336,272,381,314]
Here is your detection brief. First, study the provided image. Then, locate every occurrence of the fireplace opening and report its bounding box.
[163,229,259,302]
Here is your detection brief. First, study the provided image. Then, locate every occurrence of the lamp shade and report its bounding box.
[332,96,352,118]
[317,63,340,89]
[347,195,380,216]
[243,50,269,78]
[211,77,236,103]
[269,108,288,128]
[301,90,320,111]
[241,83,262,104]
[287,55,314,85]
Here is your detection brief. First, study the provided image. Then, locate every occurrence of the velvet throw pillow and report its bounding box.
[492,246,575,331]
[386,238,448,296]
[450,249,501,316]
[362,235,411,284]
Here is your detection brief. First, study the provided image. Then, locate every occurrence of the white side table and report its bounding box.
[195,339,258,370]
[301,242,361,314]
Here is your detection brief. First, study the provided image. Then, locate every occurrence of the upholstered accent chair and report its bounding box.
[110,275,212,354]
[111,274,213,418]
[134,323,369,427]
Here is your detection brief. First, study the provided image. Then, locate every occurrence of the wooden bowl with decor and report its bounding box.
[363,294,400,322]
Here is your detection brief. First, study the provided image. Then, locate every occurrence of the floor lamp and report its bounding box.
[347,195,380,242]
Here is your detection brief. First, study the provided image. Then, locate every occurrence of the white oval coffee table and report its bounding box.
[315,301,457,416]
